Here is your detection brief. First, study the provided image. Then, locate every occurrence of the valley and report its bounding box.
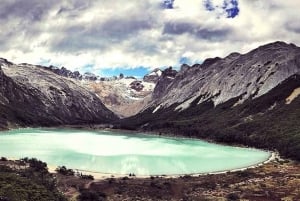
[0,41,300,200]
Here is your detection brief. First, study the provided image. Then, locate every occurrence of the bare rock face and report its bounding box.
[152,67,177,100]
[148,41,300,112]
[83,72,98,81]
[0,59,118,128]
[143,68,162,83]
[50,66,83,80]
[42,65,100,81]
[85,78,155,118]
[130,80,144,91]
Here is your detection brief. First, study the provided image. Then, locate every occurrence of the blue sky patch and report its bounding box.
[204,0,239,18]
[162,0,175,9]
[223,0,239,18]
[99,66,150,78]
[179,57,192,65]
[81,64,95,73]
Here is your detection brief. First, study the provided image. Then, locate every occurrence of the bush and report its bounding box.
[55,166,75,176]
[78,190,106,201]
[21,157,48,172]
[0,157,8,161]
[78,173,94,180]
[226,192,240,201]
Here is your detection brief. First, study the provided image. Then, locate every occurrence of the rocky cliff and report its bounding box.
[143,68,162,83]
[0,59,118,129]
[148,41,300,112]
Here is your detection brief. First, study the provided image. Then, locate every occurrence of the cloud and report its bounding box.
[0,0,56,21]
[163,21,232,41]
[0,0,300,76]
[286,22,300,34]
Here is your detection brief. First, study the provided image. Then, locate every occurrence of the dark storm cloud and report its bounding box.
[0,1,53,46]
[0,0,94,21]
[99,17,153,37]
[0,0,57,21]
[0,0,102,52]
[163,21,231,40]
[52,15,156,52]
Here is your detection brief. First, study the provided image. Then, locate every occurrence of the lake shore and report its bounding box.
[46,152,277,180]
[2,152,298,201]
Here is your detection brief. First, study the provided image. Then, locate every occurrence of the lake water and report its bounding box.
[0,128,270,175]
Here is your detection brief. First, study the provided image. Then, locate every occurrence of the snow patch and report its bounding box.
[149,72,157,76]
[175,96,198,111]
[119,78,136,85]
[157,70,162,76]
[148,69,162,77]
[152,105,162,113]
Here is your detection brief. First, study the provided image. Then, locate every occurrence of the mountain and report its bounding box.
[0,58,118,129]
[85,77,155,118]
[121,41,300,160]
[38,64,156,118]
[148,41,300,110]
[143,68,162,83]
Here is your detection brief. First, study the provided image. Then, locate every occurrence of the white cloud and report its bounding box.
[0,0,300,75]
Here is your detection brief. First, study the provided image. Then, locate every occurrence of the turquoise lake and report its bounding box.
[0,128,271,175]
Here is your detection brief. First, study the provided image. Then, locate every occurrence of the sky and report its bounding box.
[1,0,300,77]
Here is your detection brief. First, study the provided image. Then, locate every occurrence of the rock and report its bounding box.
[143,68,162,83]
[130,80,144,91]
[46,65,83,80]
[86,78,154,118]
[180,64,190,72]
[0,60,118,128]
[147,41,300,110]
[152,67,177,100]
[83,72,98,81]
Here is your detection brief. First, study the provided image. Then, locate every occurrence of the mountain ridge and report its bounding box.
[0,58,118,129]
[146,41,300,113]
[121,41,300,161]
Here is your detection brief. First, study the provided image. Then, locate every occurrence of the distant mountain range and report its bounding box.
[0,41,299,160]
